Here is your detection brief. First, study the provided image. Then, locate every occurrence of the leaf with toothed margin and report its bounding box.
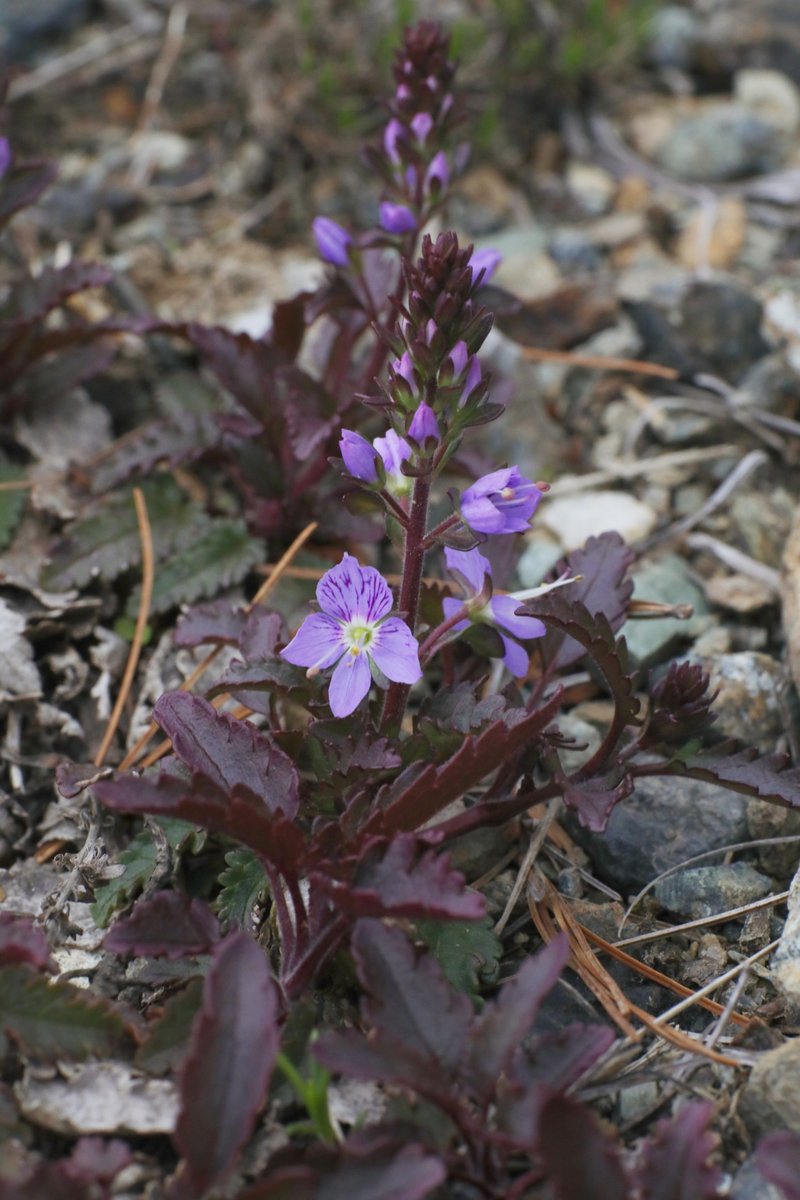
[0,160,57,230]
[659,743,800,809]
[561,765,635,833]
[174,599,250,648]
[539,1094,631,1200]
[0,261,112,329]
[216,848,268,931]
[239,1139,446,1200]
[153,692,299,819]
[173,931,280,1198]
[90,412,238,494]
[313,835,485,923]
[413,916,501,996]
[0,967,132,1061]
[0,913,54,971]
[635,1102,722,1200]
[104,892,220,960]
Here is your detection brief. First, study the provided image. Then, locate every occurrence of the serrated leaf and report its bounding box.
[316,836,485,923]
[540,533,635,670]
[561,766,635,832]
[241,1141,445,1200]
[90,818,198,927]
[663,744,800,809]
[0,966,130,1060]
[105,892,220,960]
[154,693,299,818]
[217,848,267,930]
[174,931,280,1197]
[0,261,112,329]
[539,1094,631,1200]
[42,476,202,591]
[0,914,54,971]
[90,412,228,494]
[635,1102,721,1200]
[136,978,204,1075]
[126,517,266,617]
[174,600,249,648]
[0,160,57,231]
[414,915,501,995]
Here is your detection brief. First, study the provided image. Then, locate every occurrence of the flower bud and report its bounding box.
[469,247,502,286]
[410,111,434,143]
[339,430,378,483]
[379,201,417,234]
[312,217,351,267]
[408,401,440,445]
[384,118,405,165]
[425,151,449,196]
[0,138,10,180]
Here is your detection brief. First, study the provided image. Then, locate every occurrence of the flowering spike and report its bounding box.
[312,216,351,267]
[280,555,421,717]
[460,467,543,535]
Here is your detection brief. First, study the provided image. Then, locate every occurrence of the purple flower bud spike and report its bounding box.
[460,467,543,535]
[312,216,351,267]
[379,202,417,234]
[280,554,421,717]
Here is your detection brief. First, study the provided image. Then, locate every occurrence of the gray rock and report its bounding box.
[735,68,800,135]
[736,353,800,415]
[655,105,784,182]
[740,1039,800,1138]
[695,651,787,753]
[653,862,773,920]
[646,6,699,72]
[747,799,800,878]
[623,555,710,666]
[730,488,794,567]
[679,282,769,383]
[731,1156,783,1200]
[0,0,89,62]
[567,775,750,895]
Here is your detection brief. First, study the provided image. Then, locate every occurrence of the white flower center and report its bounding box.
[342,619,376,658]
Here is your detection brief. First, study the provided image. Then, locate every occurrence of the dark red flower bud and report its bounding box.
[647,661,718,746]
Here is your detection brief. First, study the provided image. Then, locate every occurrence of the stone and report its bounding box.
[0,0,89,62]
[734,68,800,135]
[731,488,794,568]
[771,859,800,1002]
[567,775,750,896]
[15,1062,178,1135]
[654,104,784,182]
[537,490,657,553]
[646,5,699,72]
[705,573,776,613]
[694,651,786,752]
[730,1157,783,1200]
[736,352,800,415]
[487,227,559,300]
[740,1039,800,1138]
[623,556,710,666]
[565,163,615,216]
[547,229,601,275]
[676,197,747,271]
[678,281,769,383]
[653,862,773,921]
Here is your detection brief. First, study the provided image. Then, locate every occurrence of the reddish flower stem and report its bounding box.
[380,469,431,729]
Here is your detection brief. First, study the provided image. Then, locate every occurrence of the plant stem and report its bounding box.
[422,510,460,550]
[381,469,432,729]
[418,602,469,664]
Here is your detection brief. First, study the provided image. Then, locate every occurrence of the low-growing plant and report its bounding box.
[33,18,800,1200]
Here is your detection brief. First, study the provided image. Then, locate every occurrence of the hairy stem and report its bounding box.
[418,602,469,664]
[381,469,432,729]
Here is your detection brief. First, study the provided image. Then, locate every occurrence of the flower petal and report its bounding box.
[441,596,469,633]
[489,595,547,641]
[445,546,490,597]
[280,613,344,669]
[328,651,372,717]
[460,494,505,534]
[369,617,422,684]
[498,634,530,677]
[316,554,392,624]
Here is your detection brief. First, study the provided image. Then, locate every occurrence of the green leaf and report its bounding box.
[0,966,130,1060]
[91,817,199,927]
[135,978,204,1075]
[41,476,206,591]
[0,464,27,552]
[414,916,502,995]
[216,848,267,931]
[126,518,267,618]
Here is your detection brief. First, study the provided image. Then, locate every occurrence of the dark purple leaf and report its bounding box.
[104,893,220,960]
[90,413,227,493]
[353,919,472,1074]
[94,771,305,875]
[242,1141,445,1200]
[465,936,570,1103]
[317,836,485,922]
[313,1029,449,1103]
[0,1165,87,1200]
[269,293,309,362]
[208,656,305,699]
[539,1095,631,1200]
[240,610,284,661]
[56,760,114,799]
[373,688,565,835]
[0,262,112,329]
[561,768,634,832]
[6,343,116,411]
[541,532,635,670]
[0,967,132,1060]
[154,693,299,818]
[496,1023,616,1147]
[635,1102,721,1200]
[0,160,57,230]
[174,931,281,1198]
[174,600,249,648]
[0,913,54,971]
[757,1130,800,1200]
[66,1138,132,1186]
[661,744,800,809]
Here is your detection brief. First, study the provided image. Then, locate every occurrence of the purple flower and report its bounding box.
[447,340,468,377]
[384,118,405,165]
[425,151,449,195]
[0,138,10,180]
[460,467,543,535]
[411,111,434,143]
[312,217,351,267]
[443,548,545,676]
[469,247,502,286]
[373,428,413,496]
[379,201,417,234]
[392,351,419,398]
[460,355,482,405]
[280,554,421,717]
[340,430,378,483]
[408,401,440,444]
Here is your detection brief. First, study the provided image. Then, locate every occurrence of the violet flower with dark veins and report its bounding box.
[460,467,543,535]
[280,554,421,717]
[443,547,545,675]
